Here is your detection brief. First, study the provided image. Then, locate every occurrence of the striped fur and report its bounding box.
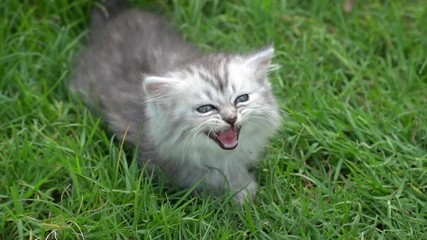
[71,4,281,203]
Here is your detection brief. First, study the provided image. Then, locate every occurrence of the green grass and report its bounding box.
[1,0,426,239]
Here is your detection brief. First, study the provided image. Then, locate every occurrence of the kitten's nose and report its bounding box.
[225,117,237,126]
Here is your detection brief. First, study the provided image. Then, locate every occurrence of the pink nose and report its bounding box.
[225,117,237,126]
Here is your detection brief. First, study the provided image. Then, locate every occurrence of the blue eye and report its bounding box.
[235,94,249,104]
[197,104,216,113]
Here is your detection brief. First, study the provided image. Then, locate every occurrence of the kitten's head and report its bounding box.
[143,46,281,155]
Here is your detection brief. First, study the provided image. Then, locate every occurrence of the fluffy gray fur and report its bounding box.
[71,3,281,203]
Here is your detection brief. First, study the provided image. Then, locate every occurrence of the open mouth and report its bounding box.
[206,127,241,150]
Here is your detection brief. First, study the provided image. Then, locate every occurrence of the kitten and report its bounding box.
[71,1,282,203]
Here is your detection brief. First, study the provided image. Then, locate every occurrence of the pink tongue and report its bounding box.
[217,128,238,147]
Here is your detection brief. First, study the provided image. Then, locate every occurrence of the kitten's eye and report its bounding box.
[196,104,216,113]
[235,94,249,104]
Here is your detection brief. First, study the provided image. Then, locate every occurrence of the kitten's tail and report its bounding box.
[90,0,127,29]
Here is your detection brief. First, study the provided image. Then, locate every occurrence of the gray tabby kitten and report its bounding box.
[71,1,281,203]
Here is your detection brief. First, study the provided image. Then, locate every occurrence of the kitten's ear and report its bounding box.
[245,45,279,79]
[143,75,180,105]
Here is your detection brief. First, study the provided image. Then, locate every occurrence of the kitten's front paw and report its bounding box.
[233,181,258,204]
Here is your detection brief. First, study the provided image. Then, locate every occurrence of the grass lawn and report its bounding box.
[1,0,426,239]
